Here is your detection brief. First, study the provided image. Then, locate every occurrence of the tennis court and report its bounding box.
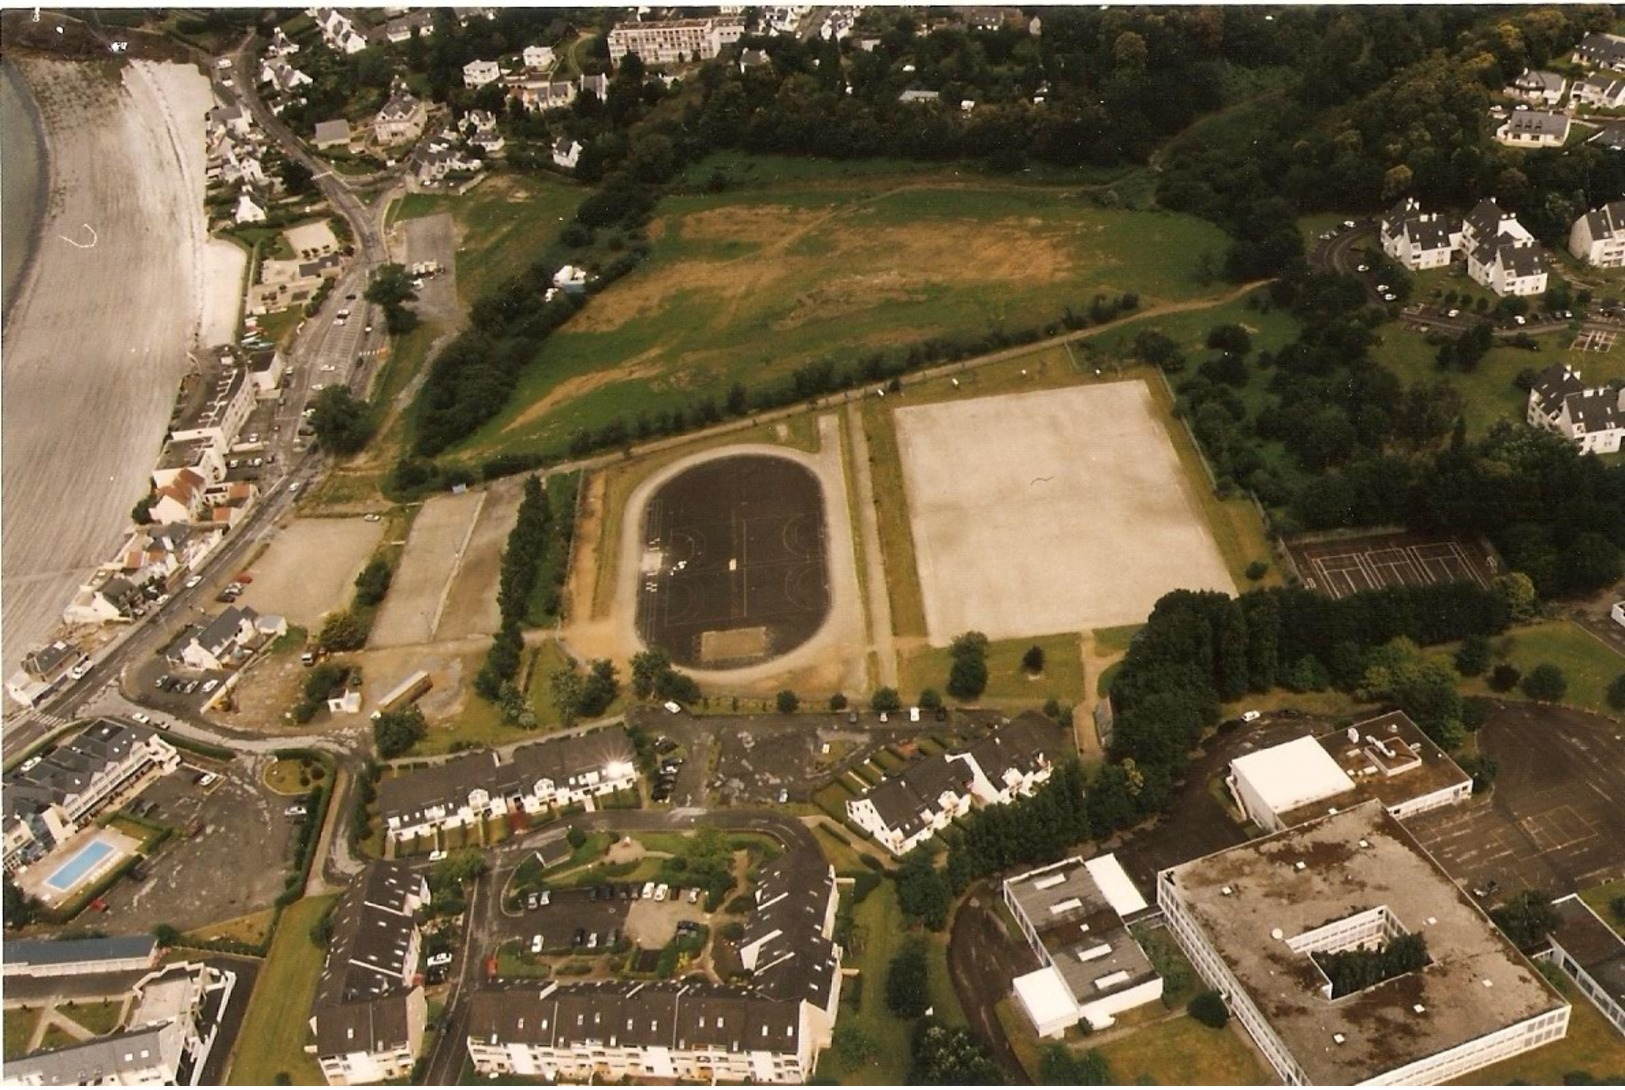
[1286,532,1495,601]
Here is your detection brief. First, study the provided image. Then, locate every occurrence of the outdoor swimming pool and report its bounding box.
[44,838,117,893]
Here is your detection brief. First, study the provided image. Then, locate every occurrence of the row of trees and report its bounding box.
[474,475,550,703]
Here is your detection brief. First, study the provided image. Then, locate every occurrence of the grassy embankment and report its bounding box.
[227,894,337,1086]
[448,164,1232,464]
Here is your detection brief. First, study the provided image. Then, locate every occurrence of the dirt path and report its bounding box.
[1075,632,1123,758]
[844,402,898,689]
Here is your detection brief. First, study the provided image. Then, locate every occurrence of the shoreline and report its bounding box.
[0,56,50,332]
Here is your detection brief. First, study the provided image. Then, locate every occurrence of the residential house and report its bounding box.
[247,347,287,396]
[313,118,353,150]
[1496,109,1570,148]
[607,16,743,66]
[898,89,941,104]
[313,7,369,54]
[176,606,262,672]
[468,849,841,1083]
[510,78,577,112]
[1592,123,1625,151]
[267,26,301,57]
[1527,363,1625,455]
[260,56,313,95]
[378,9,433,44]
[847,752,976,856]
[521,44,554,71]
[1379,196,1461,270]
[1569,200,1625,268]
[460,110,504,156]
[1461,199,1547,296]
[4,641,87,708]
[412,130,482,188]
[61,574,147,626]
[1571,73,1625,109]
[312,862,430,1086]
[235,191,267,224]
[149,468,210,525]
[1572,31,1625,71]
[374,87,427,146]
[740,47,770,73]
[3,720,180,874]
[1507,69,1567,106]
[376,728,637,847]
[463,58,501,88]
[205,103,253,140]
[579,72,610,100]
[550,136,582,170]
[169,355,255,449]
[958,712,1062,804]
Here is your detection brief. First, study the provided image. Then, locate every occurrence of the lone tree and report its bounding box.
[372,706,427,759]
[1491,889,1560,950]
[870,687,901,713]
[308,385,375,456]
[1520,663,1567,702]
[775,690,799,714]
[1188,989,1229,1029]
[947,631,990,701]
[364,262,420,334]
[1021,644,1045,676]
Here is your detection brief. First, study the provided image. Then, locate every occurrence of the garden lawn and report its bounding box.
[185,907,277,948]
[1448,975,1624,1085]
[393,175,585,306]
[62,1000,122,1036]
[1094,1013,1272,1085]
[451,174,1231,461]
[899,633,1084,709]
[1463,620,1625,716]
[3,1008,39,1061]
[816,881,916,1084]
[1368,322,1563,440]
[227,895,338,1086]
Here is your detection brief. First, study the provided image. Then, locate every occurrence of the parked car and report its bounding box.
[571,928,586,947]
[131,712,150,725]
[688,887,700,904]
[539,889,550,906]
[526,892,538,911]
[201,679,219,694]
[284,804,307,817]
[641,882,656,900]
[426,952,452,968]
[654,884,669,902]
[532,934,545,954]
[195,772,217,787]
[429,850,448,862]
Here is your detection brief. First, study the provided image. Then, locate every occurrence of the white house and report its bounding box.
[260,56,313,95]
[1570,73,1625,109]
[312,7,369,54]
[177,606,262,672]
[150,468,210,524]
[463,58,501,88]
[61,573,147,626]
[1006,855,1163,1038]
[1379,196,1461,270]
[235,191,267,224]
[5,641,87,708]
[374,87,427,146]
[205,103,253,140]
[1461,199,1548,296]
[522,44,554,71]
[607,16,743,66]
[1506,69,1567,106]
[1527,363,1625,455]
[1496,109,1570,148]
[551,136,583,170]
[1569,200,1625,268]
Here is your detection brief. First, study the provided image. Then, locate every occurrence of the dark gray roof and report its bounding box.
[193,607,256,656]
[1593,124,1625,151]
[1583,201,1625,242]
[1531,364,1585,408]
[963,712,1064,787]
[377,90,421,122]
[2,935,156,972]
[1496,240,1548,278]
[1502,110,1569,141]
[22,641,78,678]
[3,720,161,817]
[468,980,804,1056]
[1463,198,1508,242]
[1574,31,1625,69]
[312,862,424,1057]
[2,1024,175,1084]
[1550,896,1625,1006]
[1566,389,1621,433]
[1405,217,1456,252]
[741,850,840,1009]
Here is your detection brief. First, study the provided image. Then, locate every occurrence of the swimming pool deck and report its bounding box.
[15,827,141,908]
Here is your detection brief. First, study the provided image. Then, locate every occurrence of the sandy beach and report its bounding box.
[2,58,244,682]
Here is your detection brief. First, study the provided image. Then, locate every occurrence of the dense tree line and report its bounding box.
[475,476,549,701]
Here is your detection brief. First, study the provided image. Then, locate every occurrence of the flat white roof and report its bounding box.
[1084,853,1147,916]
[1230,734,1354,817]
[1012,965,1077,1026]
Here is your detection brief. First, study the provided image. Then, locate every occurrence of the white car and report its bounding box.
[69,662,90,680]
[426,952,452,968]
[288,482,301,494]
[530,935,543,954]
[1514,315,1526,326]
[185,576,203,589]
[687,887,700,904]
[429,850,448,862]
[201,679,219,694]
[654,884,669,902]
[131,712,151,725]
[197,772,217,787]
[1241,710,1262,723]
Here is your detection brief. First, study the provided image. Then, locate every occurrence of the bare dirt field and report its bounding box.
[893,380,1236,643]
[235,517,384,628]
[2,60,217,680]
[401,211,460,325]
[434,474,524,642]
[370,490,485,648]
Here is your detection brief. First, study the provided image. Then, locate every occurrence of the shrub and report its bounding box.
[1520,663,1567,702]
[775,690,799,714]
[1488,663,1522,692]
[1188,989,1229,1028]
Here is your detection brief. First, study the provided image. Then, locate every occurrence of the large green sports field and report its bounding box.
[442,168,1230,461]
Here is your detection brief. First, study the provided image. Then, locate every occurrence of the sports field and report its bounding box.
[449,170,1230,460]
[636,454,831,668]
[894,381,1236,643]
[1284,530,1494,600]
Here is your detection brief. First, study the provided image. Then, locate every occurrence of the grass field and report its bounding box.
[815,881,919,1084]
[393,175,585,306]
[449,172,1231,461]
[899,633,1083,710]
[3,1007,39,1061]
[263,757,320,795]
[61,999,123,1036]
[860,397,928,638]
[228,894,338,1086]
[1449,975,1625,1084]
[1460,620,1625,717]
[1369,323,1568,440]
[1094,1013,1272,1085]
[186,907,277,948]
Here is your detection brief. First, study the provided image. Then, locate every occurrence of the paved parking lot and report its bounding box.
[498,886,631,953]
[1408,701,1625,900]
[96,755,299,933]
